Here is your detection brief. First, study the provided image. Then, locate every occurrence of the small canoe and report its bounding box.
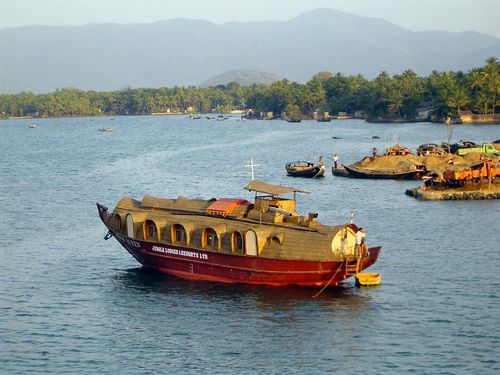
[355,272,381,286]
[286,161,325,178]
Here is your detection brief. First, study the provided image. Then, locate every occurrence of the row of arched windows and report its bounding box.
[113,214,245,253]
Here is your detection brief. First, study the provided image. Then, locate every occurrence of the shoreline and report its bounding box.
[3,113,500,125]
[406,185,500,200]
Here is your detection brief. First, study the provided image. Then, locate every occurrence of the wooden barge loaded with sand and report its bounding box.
[337,144,428,180]
[97,180,381,287]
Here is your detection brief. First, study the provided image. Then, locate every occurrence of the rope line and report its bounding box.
[313,260,345,298]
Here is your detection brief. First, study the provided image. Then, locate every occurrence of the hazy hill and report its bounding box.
[201,70,283,87]
[0,8,499,93]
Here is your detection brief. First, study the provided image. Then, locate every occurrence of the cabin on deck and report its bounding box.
[105,180,360,261]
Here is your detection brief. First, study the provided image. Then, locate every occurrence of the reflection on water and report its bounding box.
[111,267,374,314]
[1,116,498,373]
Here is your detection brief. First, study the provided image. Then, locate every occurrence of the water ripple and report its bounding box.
[0,116,499,374]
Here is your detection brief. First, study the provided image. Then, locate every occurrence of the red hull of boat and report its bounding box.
[98,204,381,287]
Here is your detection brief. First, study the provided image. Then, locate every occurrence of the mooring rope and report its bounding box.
[312,260,345,298]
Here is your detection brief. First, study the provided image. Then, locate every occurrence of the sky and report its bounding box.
[1,0,500,39]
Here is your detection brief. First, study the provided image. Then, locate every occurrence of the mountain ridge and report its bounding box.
[0,8,498,94]
[201,70,283,87]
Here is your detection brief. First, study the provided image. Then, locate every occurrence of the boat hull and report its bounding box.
[343,164,425,180]
[97,204,380,287]
[286,165,326,178]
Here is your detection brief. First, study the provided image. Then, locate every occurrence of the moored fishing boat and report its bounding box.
[286,161,326,178]
[97,180,381,287]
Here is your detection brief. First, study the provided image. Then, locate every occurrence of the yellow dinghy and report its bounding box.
[355,273,381,286]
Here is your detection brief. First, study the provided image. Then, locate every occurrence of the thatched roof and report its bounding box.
[244,180,310,196]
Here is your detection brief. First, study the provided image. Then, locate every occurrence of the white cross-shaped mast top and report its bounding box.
[245,157,260,180]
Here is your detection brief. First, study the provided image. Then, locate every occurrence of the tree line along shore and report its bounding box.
[1,58,498,122]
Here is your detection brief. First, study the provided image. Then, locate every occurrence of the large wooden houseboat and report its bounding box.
[97,180,381,287]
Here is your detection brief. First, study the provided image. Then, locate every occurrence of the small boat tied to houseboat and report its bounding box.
[97,180,381,288]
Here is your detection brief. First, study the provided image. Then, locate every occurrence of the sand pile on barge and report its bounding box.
[359,155,421,169]
[421,154,468,174]
[354,153,489,175]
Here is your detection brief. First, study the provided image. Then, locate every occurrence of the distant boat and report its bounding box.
[383,144,413,156]
[28,124,37,128]
[416,143,446,156]
[286,118,302,123]
[336,112,353,120]
[286,161,326,178]
[99,127,114,132]
[189,115,201,119]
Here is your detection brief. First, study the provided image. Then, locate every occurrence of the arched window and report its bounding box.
[232,231,244,253]
[114,214,122,233]
[270,236,281,248]
[171,224,187,245]
[126,214,134,238]
[203,228,218,250]
[245,230,258,256]
[143,220,158,241]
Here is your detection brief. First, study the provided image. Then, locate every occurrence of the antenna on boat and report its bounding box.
[245,157,260,180]
[350,210,354,224]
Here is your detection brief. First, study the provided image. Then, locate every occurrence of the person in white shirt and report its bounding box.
[355,228,366,256]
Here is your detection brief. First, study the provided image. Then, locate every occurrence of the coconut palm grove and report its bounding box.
[1,58,498,121]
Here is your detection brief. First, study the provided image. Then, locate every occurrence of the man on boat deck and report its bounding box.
[355,228,366,256]
[319,155,324,166]
[333,154,339,170]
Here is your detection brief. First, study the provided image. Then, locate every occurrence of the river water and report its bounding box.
[0,115,499,374]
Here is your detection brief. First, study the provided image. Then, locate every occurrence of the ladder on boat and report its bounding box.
[345,258,360,276]
[344,248,364,276]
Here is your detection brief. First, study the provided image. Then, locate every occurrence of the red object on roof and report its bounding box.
[206,198,250,217]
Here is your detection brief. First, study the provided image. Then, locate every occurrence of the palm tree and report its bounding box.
[475,91,489,115]
[437,72,462,116]
[481,57,499,113]
[449,88,470,113]
[387,90,404,118]
[304,78,326,114]
[467,68,484,95]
